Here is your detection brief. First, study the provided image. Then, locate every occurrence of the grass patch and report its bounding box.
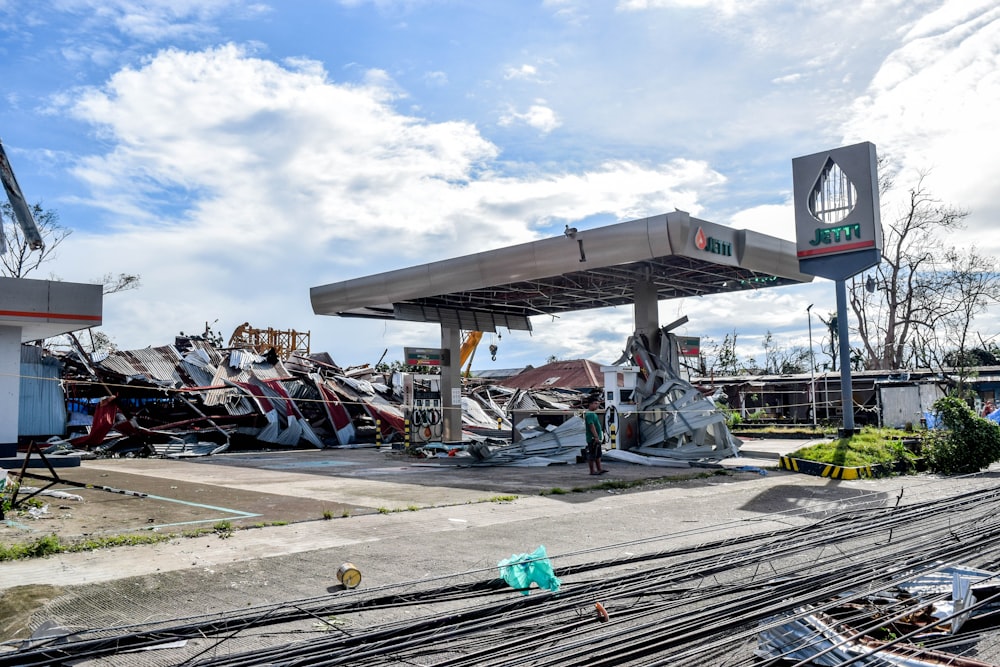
[594,479,645,491]
[789,427,917,467]
[483,495,518,503]
[0,532,174,562]
[540,487,569,496]
[0,516,298,562]
[322,509,334,520]
[733,424,835,435]
[213,520,234,539]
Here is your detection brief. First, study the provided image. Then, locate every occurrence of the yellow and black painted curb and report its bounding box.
[779,456,886,480]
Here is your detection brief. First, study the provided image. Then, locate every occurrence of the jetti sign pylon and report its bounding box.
[793,141,882,280]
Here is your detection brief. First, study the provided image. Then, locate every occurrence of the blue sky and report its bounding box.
[1,0,998,370]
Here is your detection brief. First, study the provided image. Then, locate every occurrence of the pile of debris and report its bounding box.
[38,336,593,460]
[758,565,1000,666]
[32,324,740,467]
[624,330,740,461]
[54,345,409,456]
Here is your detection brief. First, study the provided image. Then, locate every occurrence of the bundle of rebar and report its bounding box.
[8,478,1000,667]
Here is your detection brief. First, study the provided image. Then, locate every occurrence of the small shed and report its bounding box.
[877,375,947,429]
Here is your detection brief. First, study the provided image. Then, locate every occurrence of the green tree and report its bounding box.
[925,394,1000,474]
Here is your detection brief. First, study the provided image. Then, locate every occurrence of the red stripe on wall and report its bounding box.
[0,309,102,321]
[797,240,875,258]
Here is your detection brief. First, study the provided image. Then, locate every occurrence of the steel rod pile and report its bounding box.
[8,480,1000,666]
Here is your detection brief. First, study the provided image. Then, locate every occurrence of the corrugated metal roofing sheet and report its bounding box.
[500,359,603,391]
[19,346,65,436]
[96,346,185,386]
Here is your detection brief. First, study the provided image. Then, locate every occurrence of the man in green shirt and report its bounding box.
[584,397,608,475]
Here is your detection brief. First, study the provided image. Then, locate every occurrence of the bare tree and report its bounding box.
[817,312,838,371]
[2,201,140,295]
[847,175,995,370]
[714,331,744,375]
[932,249,1000,385]
[761,330,809,374]
[95,271,141,295]
[0,201,70,278]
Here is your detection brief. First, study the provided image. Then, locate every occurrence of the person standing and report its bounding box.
[584,397,608,475]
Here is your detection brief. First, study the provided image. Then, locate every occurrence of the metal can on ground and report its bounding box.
[337,562,362,588]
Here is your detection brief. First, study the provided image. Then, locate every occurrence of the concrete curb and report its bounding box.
[778,456,903,480]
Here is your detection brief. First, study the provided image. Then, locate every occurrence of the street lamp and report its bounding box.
[807,304,817,428]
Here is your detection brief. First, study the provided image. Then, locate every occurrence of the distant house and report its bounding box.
[499,359,604,392]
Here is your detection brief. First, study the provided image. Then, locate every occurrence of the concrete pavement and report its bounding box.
[6,436,998,665]
[0,435,895,594]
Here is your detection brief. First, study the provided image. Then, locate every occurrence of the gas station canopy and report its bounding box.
[310,211,812,330]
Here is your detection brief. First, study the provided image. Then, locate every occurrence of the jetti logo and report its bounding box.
[694,226,732,257]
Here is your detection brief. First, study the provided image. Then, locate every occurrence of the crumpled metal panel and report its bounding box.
[96,346,185,387]
[627,332,740,461]
[179,351,255,416]
[479,415,586,465]
[757,613,892,666]
[757,610,993,667]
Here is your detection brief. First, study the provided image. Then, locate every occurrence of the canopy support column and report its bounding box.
[440,326,462,444]
[633,278,660,347]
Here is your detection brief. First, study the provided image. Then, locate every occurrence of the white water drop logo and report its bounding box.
[809,158,857,224]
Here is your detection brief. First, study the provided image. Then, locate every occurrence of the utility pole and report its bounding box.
[807,303,817,428]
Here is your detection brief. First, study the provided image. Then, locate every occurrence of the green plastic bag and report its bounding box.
[498,544,560,595]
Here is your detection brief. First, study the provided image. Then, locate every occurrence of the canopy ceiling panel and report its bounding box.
[310,211,811,331]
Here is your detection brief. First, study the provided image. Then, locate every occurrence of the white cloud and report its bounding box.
[771,73,802,85]
[52,0,262,42]
[842,1,1000,251]
[543,0,587,25]
[423,70,448,86]
[53,45,723,356]
[729,202,794,241]
[498,101,562,133]
[504,64,538,80]
[616,0,768,16]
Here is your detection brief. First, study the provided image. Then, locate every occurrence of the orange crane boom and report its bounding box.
[460,331,483,377]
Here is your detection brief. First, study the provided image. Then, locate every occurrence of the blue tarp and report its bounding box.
[924,408,1000,428]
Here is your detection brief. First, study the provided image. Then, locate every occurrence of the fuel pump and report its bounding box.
[601,365,640,450]
[402,373,444,445]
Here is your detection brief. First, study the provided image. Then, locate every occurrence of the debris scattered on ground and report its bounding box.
[757,564,1000,666]
[498,544,560,595]
[25,325,740,467]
